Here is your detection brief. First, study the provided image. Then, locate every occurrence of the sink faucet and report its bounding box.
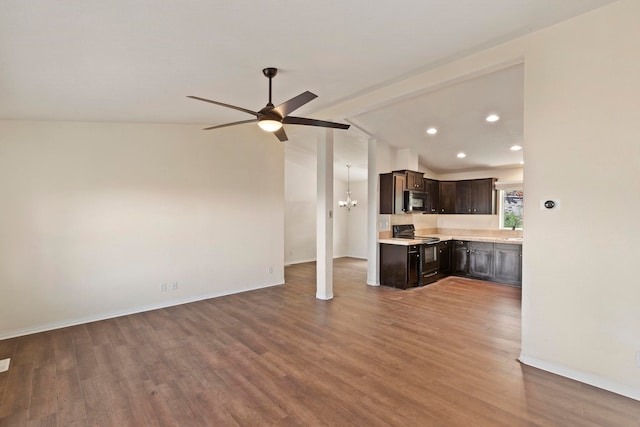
[511,217,522,230]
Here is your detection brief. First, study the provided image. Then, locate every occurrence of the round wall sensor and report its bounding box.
[544,200,556,209]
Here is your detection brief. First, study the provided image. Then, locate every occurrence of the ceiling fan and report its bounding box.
[188,68,350,142]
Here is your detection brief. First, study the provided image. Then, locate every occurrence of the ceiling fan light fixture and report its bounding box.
[258,119,283,132]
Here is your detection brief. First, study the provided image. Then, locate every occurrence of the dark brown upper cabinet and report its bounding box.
[455,178,496,214]
[394,170,425,192]
[380,172,407,214]
[423,178,440,214]
[380,172,496,215]
[438,181,457,213]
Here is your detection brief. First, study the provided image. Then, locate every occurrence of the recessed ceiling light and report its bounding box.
[457,152,466,158]
[510,145,522,151]
[486,114,500,122]
[426,127,437,135]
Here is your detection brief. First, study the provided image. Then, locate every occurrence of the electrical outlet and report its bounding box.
[172,282,178,291]
[636,351,640,368]
[268,267,273,274]
[160,283,167,292]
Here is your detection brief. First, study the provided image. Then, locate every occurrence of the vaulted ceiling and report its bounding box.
[1,0,616,179]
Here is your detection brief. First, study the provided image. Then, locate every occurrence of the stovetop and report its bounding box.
[392,224,440,243]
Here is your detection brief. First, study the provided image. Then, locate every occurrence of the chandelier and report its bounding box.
[338,165,358,211]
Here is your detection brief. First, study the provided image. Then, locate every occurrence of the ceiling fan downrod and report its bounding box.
[263,67,278,107]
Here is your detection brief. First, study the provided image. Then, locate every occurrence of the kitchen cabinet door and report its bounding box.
[380,173,406,214]
[494,243,522,286]
[438,240,452,276]
[405,171,425,191]
[455,180,473,213]
[453,241,469,275]
[423,178,440,214]
[439,181,456,213]
[469,242,494,279]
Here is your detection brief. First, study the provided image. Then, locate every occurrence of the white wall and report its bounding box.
[520,0,640,397]
[346,180,368,258]
[284,151,317,264]
[284,145,365,264]
[333,179,349,258]
[0,120,285,339]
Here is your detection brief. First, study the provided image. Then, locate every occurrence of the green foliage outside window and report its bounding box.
[502,190,523,230]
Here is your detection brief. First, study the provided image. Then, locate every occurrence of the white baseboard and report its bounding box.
[284,257,316,266]
[518,354,640,401]
[0,282,284,341]
[284,255,368,266]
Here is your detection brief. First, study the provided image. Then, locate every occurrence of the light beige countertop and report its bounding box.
[378,234,523,246]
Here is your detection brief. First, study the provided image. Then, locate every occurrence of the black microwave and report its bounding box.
[403,190,429,212]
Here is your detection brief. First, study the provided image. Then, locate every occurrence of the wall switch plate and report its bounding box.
[172,282,178,290]
[636,351,640,368]
[0,358,10,373]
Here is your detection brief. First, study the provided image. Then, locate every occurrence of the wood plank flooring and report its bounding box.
[1,257,639,426]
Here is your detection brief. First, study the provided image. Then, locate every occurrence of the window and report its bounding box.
[500,189,523,230]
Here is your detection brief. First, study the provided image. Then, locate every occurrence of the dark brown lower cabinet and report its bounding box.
[438,241,452,277]
[380,240,522,289]
[380,244,421,289]
[468,241,494,280]
[453,240,469,275]
[494,243,523,286]
[453,240,522,286]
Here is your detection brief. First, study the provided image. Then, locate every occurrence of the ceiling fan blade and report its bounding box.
[187,96,258,116]
[272,91,318,117]
[203,119,257,130]
[283,116,350,130]
[274,127,288,142]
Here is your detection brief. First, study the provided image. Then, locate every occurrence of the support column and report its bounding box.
[316,129,334,300]
[367,138,380,286]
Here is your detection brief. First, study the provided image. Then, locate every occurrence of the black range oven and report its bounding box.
[420,241,439,284]
[392,224,440,286]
